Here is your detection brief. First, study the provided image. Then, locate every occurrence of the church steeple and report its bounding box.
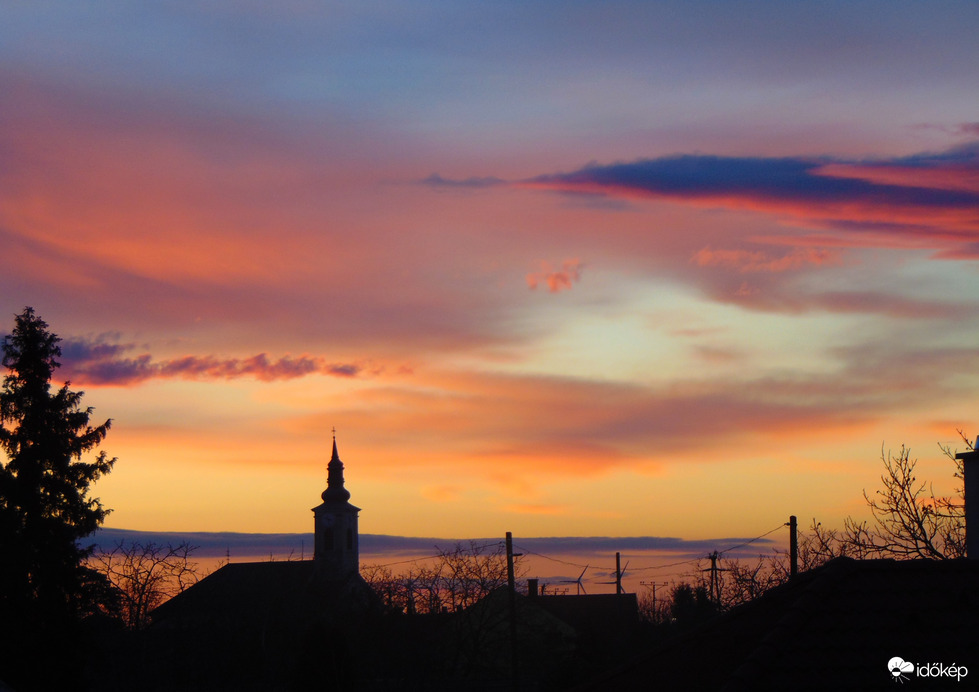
[312,432,361,578]
[321,434,351,503]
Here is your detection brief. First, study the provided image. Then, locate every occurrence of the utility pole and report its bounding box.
[640,580,668,620]
[615,552,623,595]
[787,515,798,579]
[703,551,727,606]
[709,551,719,604]
[506,532,520,691]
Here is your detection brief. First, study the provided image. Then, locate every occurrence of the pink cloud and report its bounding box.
[0,73,535,357]
[301,363,903,480]
[691,346,743,365]
[526,259,584,292]
[691,247,842,273]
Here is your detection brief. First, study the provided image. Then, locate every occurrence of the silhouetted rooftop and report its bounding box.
[577,556,979,691]
[533,592,639,640]
[151,559,377,627]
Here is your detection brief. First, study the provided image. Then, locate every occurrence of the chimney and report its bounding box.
[955,437,979,559]
[527,578,539,598]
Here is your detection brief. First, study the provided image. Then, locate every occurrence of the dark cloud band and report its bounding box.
[59,336,362,386]
[527,149,979,210]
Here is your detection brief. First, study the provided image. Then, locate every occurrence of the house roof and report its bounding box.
[578,557,979,691]
[532,593,639,640]
[150,559,378,627]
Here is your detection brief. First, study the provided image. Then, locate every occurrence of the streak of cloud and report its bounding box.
[60,336,363,386]
[503,504,570,516]
[421,173,506,189]
[520,146,979,245]
[318,364,895,479]
[526,149,979,208]
[91,528,779,561]
[691,247,842,273]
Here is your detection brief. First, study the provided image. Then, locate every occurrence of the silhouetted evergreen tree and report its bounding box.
[0,307,116,690]
[669,583,718,628]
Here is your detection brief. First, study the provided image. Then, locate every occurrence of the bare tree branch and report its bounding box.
[362,541,518,616]
[838,441,965,560]
[89,541,200,629]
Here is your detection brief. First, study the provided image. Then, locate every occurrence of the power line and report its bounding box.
[520,523,787,577]
[369,524,785,578]
[519,545,699,577]
[630,556,703,573]
[514,545,591,570]
[717,524,786,556]
[367,540,505,570]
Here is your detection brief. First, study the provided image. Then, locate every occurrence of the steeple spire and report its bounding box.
[322,430,351,502]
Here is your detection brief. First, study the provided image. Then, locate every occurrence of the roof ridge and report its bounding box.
[721,557,860,690]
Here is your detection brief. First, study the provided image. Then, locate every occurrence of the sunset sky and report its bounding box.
[3,2,979,548]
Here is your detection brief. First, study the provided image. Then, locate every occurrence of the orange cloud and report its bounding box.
[526,259,584,292]
[502,504,570,516]
[286,360,902,488]
[421,485,465,503]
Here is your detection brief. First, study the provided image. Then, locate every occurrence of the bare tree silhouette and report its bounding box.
[90,541,200,629]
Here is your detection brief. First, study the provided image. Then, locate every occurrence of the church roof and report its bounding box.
[150,559,378,628]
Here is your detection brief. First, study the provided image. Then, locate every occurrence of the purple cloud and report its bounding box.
[60,336,363,386]
[420,173,506,189]
[526,151,979,209]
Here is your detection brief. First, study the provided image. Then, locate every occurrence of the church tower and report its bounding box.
[312,434,360,579]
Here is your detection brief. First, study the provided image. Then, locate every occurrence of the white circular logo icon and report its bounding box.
[889,657,914,681]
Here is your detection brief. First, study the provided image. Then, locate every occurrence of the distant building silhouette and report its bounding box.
[313,436,361,579]
[577,557,979,691]
[526,586,640,645]
[151,435,378,631]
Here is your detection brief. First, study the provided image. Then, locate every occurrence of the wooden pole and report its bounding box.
[709,551,719,605]
[789,515,798,579]
[506,532,519,690]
